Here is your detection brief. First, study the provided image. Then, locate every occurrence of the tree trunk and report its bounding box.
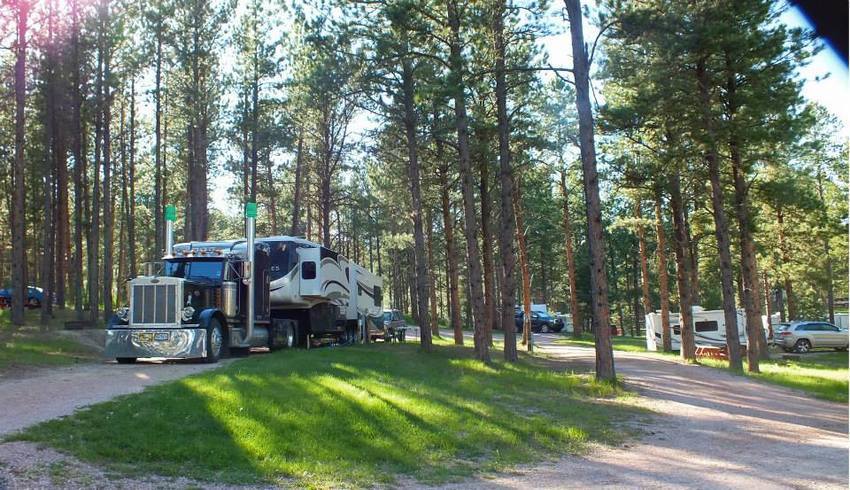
[636,199,652,330]
[89,25,103,323]
[513,179,533,350]
[559,171,582,337]
[725,53,766,365]
[669,171,695,361]
[71,0,84,317]
[493,0,518,362]
[653,195,672,352]
[776,208,794,321]
[696,56,743,371]
[154,19,164,260]
[11,0,29,326]
[427,210,440,337]
[102,17,114,321]
[128,78,137,278]
[814,169,835,324]
[291,127,304,236]
[440,164,463,345]
[479,156,497,347]
[400,55,431,352]
[565,0,614,381]
[447,0,488,361]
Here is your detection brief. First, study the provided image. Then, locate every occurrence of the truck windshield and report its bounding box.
[163,259,223,284]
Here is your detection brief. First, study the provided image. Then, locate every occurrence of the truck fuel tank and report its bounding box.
[222,280,238,318]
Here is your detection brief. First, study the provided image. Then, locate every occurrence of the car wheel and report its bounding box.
[835,346,848,352]
[541,324,550,333]
[205,318,224,363]
[793,339,811,354]
[27,298,40,309]
[116,357,137,364]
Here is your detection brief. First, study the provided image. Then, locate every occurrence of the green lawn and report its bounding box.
[0,310,100,374]
[554,333,667,354]
[11,341,642,488]
[700,352,849,403]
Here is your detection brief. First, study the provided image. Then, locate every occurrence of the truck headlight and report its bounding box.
[181,306,196,322]
[115,307,129,322]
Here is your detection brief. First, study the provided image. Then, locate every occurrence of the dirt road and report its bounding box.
[438,332,849,489]
[0,358,233,437]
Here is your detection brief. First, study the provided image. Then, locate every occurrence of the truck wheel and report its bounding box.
[205,318,224,363]
[282,322,296,349]
[116,357,137,364]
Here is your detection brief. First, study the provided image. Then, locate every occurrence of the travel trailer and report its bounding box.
[645,306,747,351]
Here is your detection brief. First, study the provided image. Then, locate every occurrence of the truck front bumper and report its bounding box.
[104,327,207,359]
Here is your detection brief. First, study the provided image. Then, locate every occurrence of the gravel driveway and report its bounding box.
[0,358,233,437]
[437,333,849,489]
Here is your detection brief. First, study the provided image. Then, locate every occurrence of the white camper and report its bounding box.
[645,306,747,351]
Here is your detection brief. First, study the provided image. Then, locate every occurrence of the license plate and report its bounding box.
[135,332,169,342]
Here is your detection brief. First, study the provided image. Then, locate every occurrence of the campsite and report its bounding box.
[0,0,847,488]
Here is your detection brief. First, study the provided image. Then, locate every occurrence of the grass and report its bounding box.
[11,340,642,488]
[700,351,848,403]
[0,310,100,374]
[554,333,672,355]
[556,333,848,403]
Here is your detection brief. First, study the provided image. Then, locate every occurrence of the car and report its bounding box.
[376,308,406,342]
[774,321,849,353]
[0,286,44,309]
[514,309,564,334]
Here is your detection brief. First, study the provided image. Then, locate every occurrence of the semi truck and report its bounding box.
[104,203,384,363]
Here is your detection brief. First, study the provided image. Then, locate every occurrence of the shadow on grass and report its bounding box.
[11,342,642,488]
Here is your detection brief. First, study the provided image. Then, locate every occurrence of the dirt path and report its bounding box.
[0,358,234,437]
[438,334,849,489]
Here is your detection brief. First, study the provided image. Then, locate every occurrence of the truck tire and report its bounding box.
[205,318,224,363]
[269,320,296,350]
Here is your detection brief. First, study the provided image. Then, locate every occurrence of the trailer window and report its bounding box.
[302,261,316,280]
[695,321,718,332]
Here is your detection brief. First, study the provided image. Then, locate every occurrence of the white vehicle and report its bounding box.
[645,306,747,351]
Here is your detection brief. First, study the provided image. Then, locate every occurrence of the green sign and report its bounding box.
[165,204,176,222]
[245,202,257,218]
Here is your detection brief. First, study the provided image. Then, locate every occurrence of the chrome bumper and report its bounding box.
[104,327,207,359]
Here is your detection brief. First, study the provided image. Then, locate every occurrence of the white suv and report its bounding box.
[775,321,849,353]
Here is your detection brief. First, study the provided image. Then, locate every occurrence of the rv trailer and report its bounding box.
[104,204,384,363]
[645,306,747,351]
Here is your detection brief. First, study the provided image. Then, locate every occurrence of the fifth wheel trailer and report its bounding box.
[645,306,748,351]
[104,204,384,363]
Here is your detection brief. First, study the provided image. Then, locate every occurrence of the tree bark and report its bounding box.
[71,0,84,317]
[447,0,488,360]
[291,127,304,236]
[696,56,743,371]
[400,55,431,352]
[426,210,440,337]
[775,208,795,321]
[636,199,652,330]
[565,0,615,381]
[11,0,30,326]
[479,157,497,347]
[493,0,519,362]
[440,163,463,345]
[89,21,104,323]
[653,195,672,352]
[154,15,164,260]
[102,8,114,321]
[128,78,137,278]
[669,171,695,361]
[513,179,533,350]
[559,171,582,337]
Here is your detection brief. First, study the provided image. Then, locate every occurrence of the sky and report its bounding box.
[210,3,849,215]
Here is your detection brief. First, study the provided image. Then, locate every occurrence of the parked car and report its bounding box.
[774,321,849,353]
[514,309,564,333]
[0,286,44,309]
[375,308,406,342]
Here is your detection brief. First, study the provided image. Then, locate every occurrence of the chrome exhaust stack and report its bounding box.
[242,202,257,345]
[164,204,176,258]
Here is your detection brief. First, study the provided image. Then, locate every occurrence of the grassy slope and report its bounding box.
[700,352,848,403]
[11,341,641,488]
[0,310,99,373]
[556,334,847,403]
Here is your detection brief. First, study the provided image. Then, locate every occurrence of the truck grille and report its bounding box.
[132,284,177,324]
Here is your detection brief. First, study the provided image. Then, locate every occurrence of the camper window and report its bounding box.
[695,320,718,332]
[302,261,317,280]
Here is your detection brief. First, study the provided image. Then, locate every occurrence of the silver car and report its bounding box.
[775,321,849,353]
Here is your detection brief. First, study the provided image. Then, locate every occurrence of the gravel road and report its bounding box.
[0,358,233,437]
[435,332,849,489]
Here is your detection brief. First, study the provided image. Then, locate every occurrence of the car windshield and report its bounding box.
[383,312,392,322]
[537,312,551,320]
[163,259,224,284]
[774,323,791,331]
